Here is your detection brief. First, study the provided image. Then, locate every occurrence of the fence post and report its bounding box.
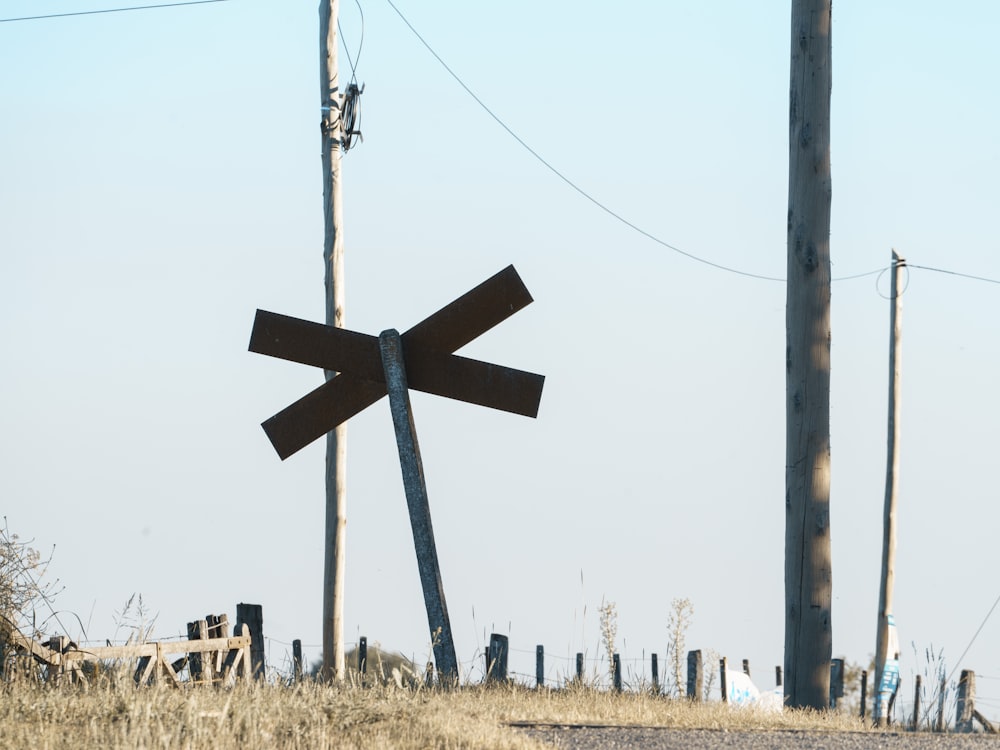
[860,670,868,719]
[487,633,508,683]
[687,650,703,701]
[830,658,844,709]
[425,661,434,687]
[742,659,751,679]
[46,636,68,684]
[208,614,228,679]
[651,653,660,695]
[911,674,922,729]
[292,639,303,682]
[236,603,265,680]
[720,657,728,703]
[536,645,544,689]
[576,652,584,683]
[935,676,946,731]
[776,665,782,687]
[956,670,975,732]
[612,653,622,692]
[358,636,368,675]
[187,620,208,684]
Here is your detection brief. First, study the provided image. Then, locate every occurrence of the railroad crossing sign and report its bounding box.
[249,265,545,679]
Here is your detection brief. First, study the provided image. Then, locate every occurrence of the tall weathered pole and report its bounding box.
[320,0,347,681]
[873,250,904,724]
[785,0,833,709]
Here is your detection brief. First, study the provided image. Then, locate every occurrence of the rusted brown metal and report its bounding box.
[250,265,544,460]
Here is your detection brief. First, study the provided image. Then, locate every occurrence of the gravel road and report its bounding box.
[516,725,1000,750]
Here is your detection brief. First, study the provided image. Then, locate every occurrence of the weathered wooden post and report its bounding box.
[612,653,622,692]
[358,636,368,675]
[742,659,751,679]
[292,639,303,682]
[776,665,783,687]
[486,633,508,683]
[651,653,660,695]
[576,652,584,683]
[208,614,228,680]
[956,670,975,732]
[720,657,728,703]
[860,670,868,719]
[936,676,946,731]
[535,645,544,689]
[46,636,68,684]
[687,650,703,701]
[187,620,209,683]
[381,328,459,679]
[424,661,435,688]
[911,674,922,729]
[236,603,265,680]
[830,658,844,708]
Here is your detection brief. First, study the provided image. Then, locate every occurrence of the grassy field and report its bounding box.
[0,678,890,749]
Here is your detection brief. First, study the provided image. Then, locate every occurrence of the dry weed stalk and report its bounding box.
[598,600,617,687]
[666,597,693,697]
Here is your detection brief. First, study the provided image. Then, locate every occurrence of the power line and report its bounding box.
[384,1,1000,291]
[948,592,1000,685]
[908,264,1000,286]
[0,0,229,23]
[383,0,784,283]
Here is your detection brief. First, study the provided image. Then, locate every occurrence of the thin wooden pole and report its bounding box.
[785,0,834,710]
[860,669,868,719]
[720,657,728,703]
[874,251,904,723]
[936,676,946,732]
[379,329,459,681]
[320,0,347,683]
[292,639,303,682]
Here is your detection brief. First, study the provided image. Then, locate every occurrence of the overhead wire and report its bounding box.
[384,0,1000,291]
[0,0,229,23]
[383,0,785,283]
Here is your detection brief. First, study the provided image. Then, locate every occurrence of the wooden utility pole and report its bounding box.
[873,250,904,724]
[784,0,833,709]
[320,0,347,681]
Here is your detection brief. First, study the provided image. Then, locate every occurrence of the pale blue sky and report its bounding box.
[2,0,999,714]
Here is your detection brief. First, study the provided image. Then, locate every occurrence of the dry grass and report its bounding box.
[0,677,895,750]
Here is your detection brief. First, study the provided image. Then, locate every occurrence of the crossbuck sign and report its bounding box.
[249,265,545,678]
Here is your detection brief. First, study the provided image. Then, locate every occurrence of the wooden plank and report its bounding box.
[401,265,533,354]
[402,349,543,418]
[66,643,157,661]
[262,376,386,461]
[62,636,249,665]
[251,311,383,380]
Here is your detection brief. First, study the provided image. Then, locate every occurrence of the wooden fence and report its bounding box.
[2,609,258,688]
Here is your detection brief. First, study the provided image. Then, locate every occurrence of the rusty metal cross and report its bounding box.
[248,265,545,679]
